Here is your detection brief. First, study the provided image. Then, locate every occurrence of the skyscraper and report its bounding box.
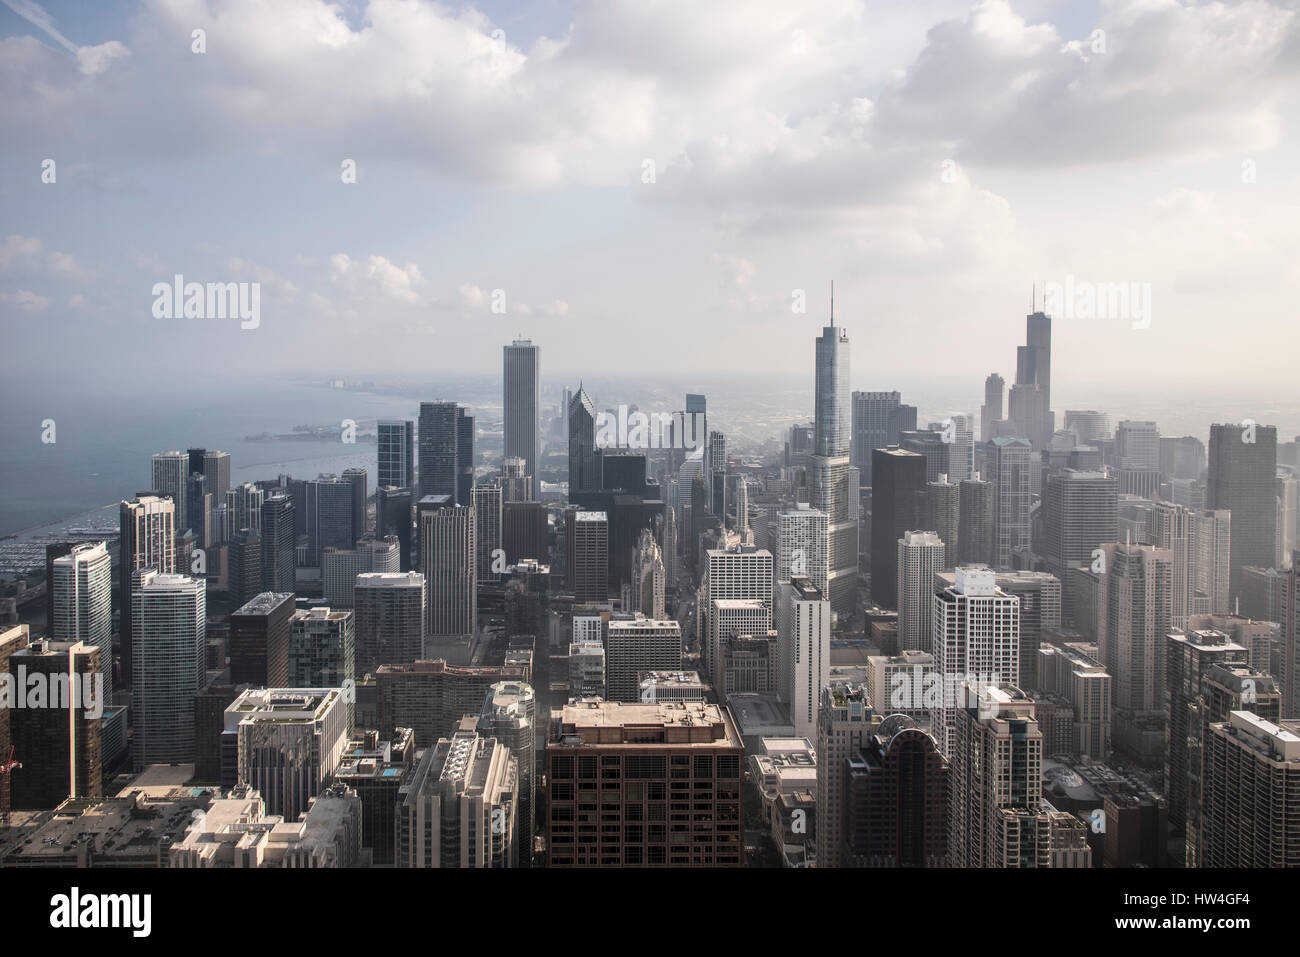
[376,485,415,572]
[870,448,926,608]
[152,450,190,531]
[920,477,960,569]
[778,577,830,742]
[353,571,427,672]
[775,504,829,596]
[567,385,597,494]
[1013,310,1053,448]
[419,497,476,645]
[957,477,995,567]
[259,494,295,593]
[378,420,415,490]
[119,494,176,683]
[229,591,293,688]
[981,373,1005,443]
[478,680,536,868]
[1207,422,1278,602]
[809,316,858,614]
[897,531,945,652]
[289,608,357,727]
[987,437,1033,570]
[571,511,609,602]
[1040,469,1117,622]
[418,402,473,505]
[49,541,113,691]
[131,570,206,770]
[504,339,540,501]
[473,483,503,579]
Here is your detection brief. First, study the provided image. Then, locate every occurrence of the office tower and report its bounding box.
[707,600,769,691]
[1161,434,1205,482]
[981,374,1005,443]
[1208,422,1278,602]
[396,727,519,868]
[1093,543,1174,748]
[1284,556,1300,716]
[187,448,231,501]
[816,684,875,868]
[1193,509,1232,615]
[332,728,415,866]
[1064,410,1112,446]
[306,474,361,566]
[986,437,1033,570]
[49,541,112,690]
[1200,711,1300,867]
[1165,628,1248,844]
[228,687,349,821]
[225,482,264,538]
[701,545,774,680]
[1116,420,1161,470]
[777,578,830,742]
[228,528,261,608]
[896,532,944,653]
[545,699,743,867]
[809,317,858,614]
[1145,502,1195,631]
[322,536,401,607]
[119,495,176,683]
[1041,469,1117,623]
[7,639,102,808]
[500,456,531,503]
[343,466,368,540]
[1035,643,1111,758]
[947,687,1046,868]
[375,660,528,748]
[289,608,357,729]
[229,591,293,687]
[418,499,477,642]
[598,451,649,495]
[633,528,666,619]
[186,473,212,550]
[569,637,605,698]
[775,504,829,595]
[502,501,548,564]
[376,485,415,571]
[571,511,608,602]
[473,483,503,579]
[993,571,1060,690]
[921,478,960,568]
[1016,310,1053,435]
[843,714,948,867]
[131,570,206,770]
[900,429,950,484]
[418,402,473,504]
[259,494,295,593]
[378,420,416,490]
[1008,382,1052,453]
[941,414,974,482]
[152,450,190,531]
[932,567,1020,754]
[478,680,536,868]
[43,543,75,628]
[503,339,540,501]
[353,571,426,672]
[870,448,927,607]
[957,477,994,567]
[605,617,682,701]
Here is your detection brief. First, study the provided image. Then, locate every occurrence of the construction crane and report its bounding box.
[0,746,19,827]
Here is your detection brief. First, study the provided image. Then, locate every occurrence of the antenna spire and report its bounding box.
[830,280,834,326]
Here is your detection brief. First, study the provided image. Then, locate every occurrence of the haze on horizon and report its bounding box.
[2,0,1299,391]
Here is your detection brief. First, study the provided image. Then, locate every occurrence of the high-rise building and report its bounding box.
[376,485,415,572]
[810,317,858,614]
[1207,422,1278,602]
[229,591,293,688]
[1200,711,1300,867]
[1064,410,1111,446]
[981,374,1005,443]
[899,429,950,484]
[502,500,548,564]
[306,474,362,566]
[228,687,349,821]
[545,699,744,867]
[852,390,902,484]
[777,578,830,742]
[321,536,401,607]
[568,385,597,495]
[289,608,357,727]
[1013,310,1053,447]
[378,420,416,490]
[224,482,264,539]
[1193,509,1232,615]
[1283,556,1300,717]
[932,567,1020,755]
[632,528,666,619]
[228,528,262,608]
[571,511,609,602]
[774,504,829,595]
[605,617,682,702]
[957,477,995,567]
[119,495,176,683]
[701,545,774,681]
[418,499,477,642]
[993,571,1061,690]
[333,728,415,866]
[870,448,926,607]
[344,466,368,540]
[1041,469,1117,622]
[7,638,102,808]
[815,683,875,868]
[987,437,1033,570]
[353,571,426,672]
[418,402,474,505]
[375,659,527,748]
[473,483,503,579]
[152,450,190,531]
[504,339,540,501]
[259,494,295,593]
[131,570,206,770]
[897,531,944,652]
[478,680,536,867]
[921,478,960,568]
[49,541,112,691]
[396,726,519,868]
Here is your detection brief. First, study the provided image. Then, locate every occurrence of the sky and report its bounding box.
[1,0,1299,391]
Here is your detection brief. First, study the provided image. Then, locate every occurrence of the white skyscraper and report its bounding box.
[701,545,774,681]
[778,578,830,742]
[131,570,206,770]
[897,531,945,652]
[50,541,113,689]
[933,566,1020,755]
[1193,509,1232,615]
[775,504,829,595]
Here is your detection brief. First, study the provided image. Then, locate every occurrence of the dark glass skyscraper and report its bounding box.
[378,420,415,490]
[870,447,926,608]
[503,339,540,500]
[810,312,858,615]
[419,401,473,505]
[1207,422,1278,602]
[260,494,296,593]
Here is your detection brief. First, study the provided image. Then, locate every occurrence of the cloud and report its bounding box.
[329,252,425,303]
[0,288,51,312]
